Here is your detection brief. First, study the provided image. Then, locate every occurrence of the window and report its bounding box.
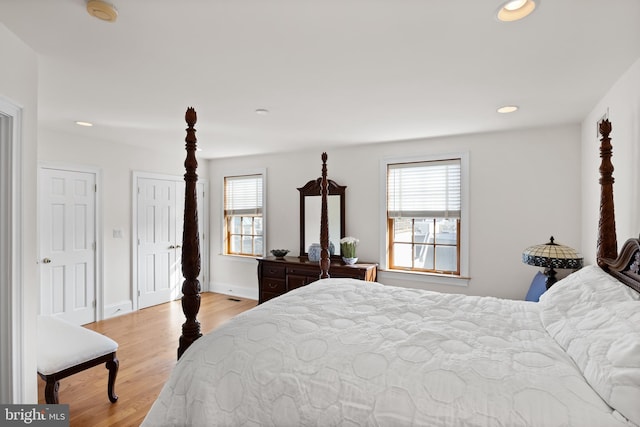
[224,174,264,256]
[386,158,462,275]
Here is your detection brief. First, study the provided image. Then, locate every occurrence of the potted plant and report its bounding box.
[340,236,359,265]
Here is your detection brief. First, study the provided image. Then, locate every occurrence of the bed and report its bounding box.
[142,112,640,426]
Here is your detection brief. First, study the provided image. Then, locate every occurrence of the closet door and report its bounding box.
[137,178,180,309]
[136,176,206,309]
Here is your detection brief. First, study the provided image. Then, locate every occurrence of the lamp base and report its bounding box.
[543,267,558,289]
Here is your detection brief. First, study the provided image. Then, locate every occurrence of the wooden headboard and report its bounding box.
[175,112,640,358]
[600,238,640,293]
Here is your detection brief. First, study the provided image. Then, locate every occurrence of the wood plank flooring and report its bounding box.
[37,292,257,427]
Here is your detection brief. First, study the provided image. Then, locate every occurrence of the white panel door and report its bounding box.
[137,178,180,309]
[136,176,207,309]
[40,168,96,325]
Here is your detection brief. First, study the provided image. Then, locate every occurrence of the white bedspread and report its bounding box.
[143,278,632,427]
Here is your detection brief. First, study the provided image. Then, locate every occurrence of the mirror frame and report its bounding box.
[298,178,346,259]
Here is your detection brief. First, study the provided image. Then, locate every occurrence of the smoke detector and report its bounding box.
[86,0,118,23]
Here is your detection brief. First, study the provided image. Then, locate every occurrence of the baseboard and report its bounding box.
[103,300,133,319]
[209,281,258,301]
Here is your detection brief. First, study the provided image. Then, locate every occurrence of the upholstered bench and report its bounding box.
[37,315,119,404]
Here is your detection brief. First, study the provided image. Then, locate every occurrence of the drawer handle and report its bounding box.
[268,282,278,289]
[268,269,278,274]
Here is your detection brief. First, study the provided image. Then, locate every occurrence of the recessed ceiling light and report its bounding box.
[504,0,528,11]
[497,105,519,114]
[497,0,539,22]
[255,109,269,115]
[75,121,94,127]
[86,0,118,23]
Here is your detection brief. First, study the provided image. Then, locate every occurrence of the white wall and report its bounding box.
[0,24,38,403]
[581,57,640,264]
[38,128,204,316]
[208,124,582,300]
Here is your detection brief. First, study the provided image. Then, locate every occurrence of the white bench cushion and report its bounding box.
[37,315,118,375]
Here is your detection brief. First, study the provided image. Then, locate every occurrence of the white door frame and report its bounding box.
[132,171,208,311]
[0,97,24,403]
[38,162,104,321]
[195,179,208,293]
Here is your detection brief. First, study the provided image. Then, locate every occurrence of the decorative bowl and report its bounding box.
[270,249,289,259]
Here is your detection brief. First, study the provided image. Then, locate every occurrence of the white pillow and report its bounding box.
[539,266,640,425]
[539,265,640,309]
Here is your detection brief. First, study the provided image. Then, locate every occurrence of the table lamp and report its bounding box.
[522,236,583,289]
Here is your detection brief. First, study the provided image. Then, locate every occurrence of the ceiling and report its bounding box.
[1,0,639,159]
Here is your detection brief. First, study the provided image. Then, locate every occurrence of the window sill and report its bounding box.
[220,253,262,262]
[378,268,470,287]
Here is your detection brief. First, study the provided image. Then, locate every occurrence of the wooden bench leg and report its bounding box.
[44,378,60,404]
[38,352,119,404]
[106,355,119,403]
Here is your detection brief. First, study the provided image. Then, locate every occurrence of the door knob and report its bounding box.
[42,258,52,264]
[168,245,176,249]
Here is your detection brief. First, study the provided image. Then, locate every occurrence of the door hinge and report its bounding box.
[92,241,96,251]
[138,290,141,297]
[92,300,96,308]
[94,184,97,192]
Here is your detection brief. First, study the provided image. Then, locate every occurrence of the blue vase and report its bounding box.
[308,243,321,262]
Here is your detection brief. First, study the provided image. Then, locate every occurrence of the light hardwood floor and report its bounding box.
[37,292,257,427]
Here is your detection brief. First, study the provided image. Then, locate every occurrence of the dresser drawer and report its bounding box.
[287,275,313,290]
[260,291,281,304]
[262,264,286,278]
[262,277,285,294]
[334,270,365,280]
[286,266,318,277]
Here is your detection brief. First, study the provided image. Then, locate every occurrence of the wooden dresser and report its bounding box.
[257,257,377,304]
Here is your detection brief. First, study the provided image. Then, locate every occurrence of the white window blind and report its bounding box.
[224,175,263,216]
[387,159,461,218]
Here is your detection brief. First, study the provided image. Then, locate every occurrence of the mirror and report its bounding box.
[298,178,346,259]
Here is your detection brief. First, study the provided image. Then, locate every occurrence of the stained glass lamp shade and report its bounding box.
[522,236,583,289]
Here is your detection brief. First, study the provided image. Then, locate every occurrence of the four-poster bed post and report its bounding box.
[596,119,618,265]
[319,152,330,279]
[595,119,640,293]
[178,107,202,359]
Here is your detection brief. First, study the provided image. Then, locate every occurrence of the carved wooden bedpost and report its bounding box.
[178,107,202,359]
[597,119,618,266]
[319,152,330,279]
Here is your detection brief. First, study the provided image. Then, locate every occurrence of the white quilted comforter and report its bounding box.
[143,274,636,426]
